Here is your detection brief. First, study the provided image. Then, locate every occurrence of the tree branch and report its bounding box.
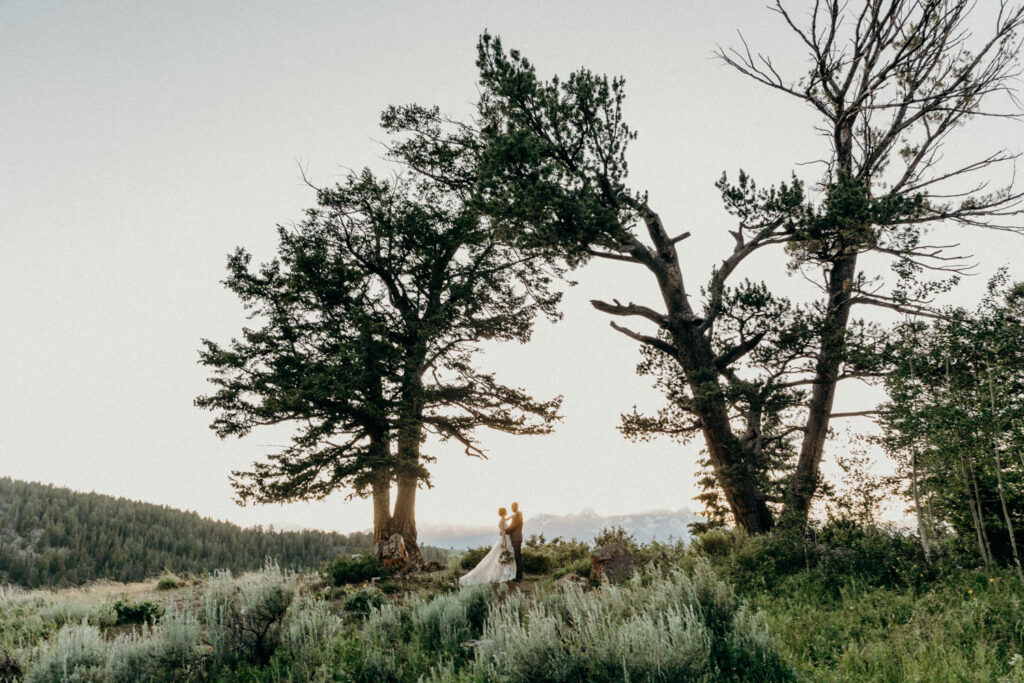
[608,321,679,356]
[590,298,669,326]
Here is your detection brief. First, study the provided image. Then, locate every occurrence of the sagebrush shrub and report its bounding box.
[25,623,106,683]
[202,563,296,668]
[105,609,202,682]
[36,599,108,630]
[472,563,795,682]
[282,598,346,680]
[410,584,493,656]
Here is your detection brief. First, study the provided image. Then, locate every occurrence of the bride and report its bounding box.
[459,507,517,586]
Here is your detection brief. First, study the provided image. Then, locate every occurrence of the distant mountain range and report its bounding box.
[418,507,702,549]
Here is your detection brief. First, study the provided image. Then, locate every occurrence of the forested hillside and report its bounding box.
[0,477,372,588]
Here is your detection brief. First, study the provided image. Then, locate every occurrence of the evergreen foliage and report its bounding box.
[0,477,373,588]
[197,169,563,560]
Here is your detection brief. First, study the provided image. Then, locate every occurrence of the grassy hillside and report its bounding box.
[0,477,372,588]
[2,523,1021,681]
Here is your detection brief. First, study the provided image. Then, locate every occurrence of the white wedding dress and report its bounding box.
[459,518,517,586]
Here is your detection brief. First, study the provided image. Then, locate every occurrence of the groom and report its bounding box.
[506,502,524,582]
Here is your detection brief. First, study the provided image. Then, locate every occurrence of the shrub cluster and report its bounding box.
[522,535,592,577]
[155,574,180,591]
[14,523,1017,681]
[322,554,396,585]
[281,597,346,680]
[722,521,932,595]
[25,611,204,683]
[472,563,794,682]
[112,598,164,626]
[202,563,297,668]
[342,586,387,615]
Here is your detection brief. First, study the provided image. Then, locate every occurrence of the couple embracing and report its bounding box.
[459,502,523,586]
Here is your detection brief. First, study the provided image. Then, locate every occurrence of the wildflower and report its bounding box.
[989,578,995,583]
[968,589,973,594]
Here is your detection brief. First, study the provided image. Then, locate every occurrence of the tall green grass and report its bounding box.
[752,568,1024,682]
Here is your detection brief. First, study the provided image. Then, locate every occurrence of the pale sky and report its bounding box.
[3,1,1022,534]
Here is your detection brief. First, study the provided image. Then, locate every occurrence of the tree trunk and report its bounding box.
[910,446,932,563]
[390,373,426,568]
[780,251,858,528]
[371,478,392,546]
[389,472,422,567]
[692,368,770,532]
[642,211,775,534]
[674,330,774,533]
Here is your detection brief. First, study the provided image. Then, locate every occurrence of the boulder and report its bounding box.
[555,572,591,589]
[590,542,635,582]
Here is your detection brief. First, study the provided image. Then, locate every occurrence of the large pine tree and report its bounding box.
[197,170,561,565]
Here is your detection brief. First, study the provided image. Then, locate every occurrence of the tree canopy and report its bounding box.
[197,169,561,561]
[882,274,1024,575]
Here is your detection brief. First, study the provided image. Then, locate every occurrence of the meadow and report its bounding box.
[1,523,1021,682]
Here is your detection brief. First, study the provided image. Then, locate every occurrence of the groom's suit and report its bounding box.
[506,509,524,581]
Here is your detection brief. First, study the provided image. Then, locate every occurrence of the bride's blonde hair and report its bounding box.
[498,507,507,516]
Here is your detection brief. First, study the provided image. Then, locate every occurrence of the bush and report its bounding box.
[521,546,553,574]
[730,529,808,591]
[282,598,346,680]
[155,574,180,591]
[431,556,465,592]
[112,599,164,626]
[554,557,594,580]
[202,563,297,668]
[105,609,202,682]
[25,623,107,683]
[729,522,932,595]
[813,521,928,591]
[36,598,108,629]
[633,538,689,569]
[343,587,387,615]
[323,554,396,585]
[592,525,638,552]
[693,527,745,558]
[472,562,794,682]
[0,648,22,683]
[458,546,491,571]
[409,584,493,656]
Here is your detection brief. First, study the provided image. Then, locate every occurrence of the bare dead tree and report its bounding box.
[718,0,1024,526]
